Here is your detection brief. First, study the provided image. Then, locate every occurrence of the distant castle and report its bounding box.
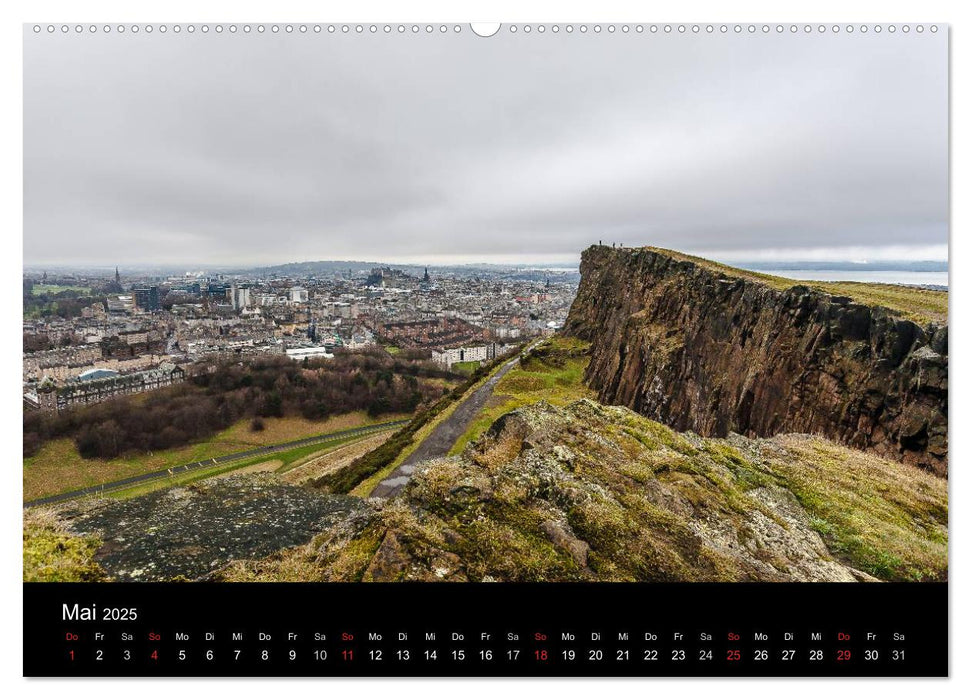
[366,266,409,287]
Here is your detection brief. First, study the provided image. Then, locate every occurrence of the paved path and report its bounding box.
[370,348,532,499]
[24,419,409,508]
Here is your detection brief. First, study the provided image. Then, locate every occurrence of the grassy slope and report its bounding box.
[448,336,594,456]
[104,433,385,500]
[645,247,948,325]
[220,399,946,583]
[377,405,945,582]
[281,432,394,486]
[350,353,524,497]
[24,411,408,502]
[23,508,107,582]
[410,334,946,581]
[764,434,948,581]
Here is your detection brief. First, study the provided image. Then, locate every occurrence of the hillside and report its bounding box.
[563,246,948,475]
[213,399,946,583]
[28,378,947,583]
[24,350,456,500]
[24,247,949,584]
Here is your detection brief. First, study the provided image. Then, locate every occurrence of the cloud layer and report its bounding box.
[24,27,948,265]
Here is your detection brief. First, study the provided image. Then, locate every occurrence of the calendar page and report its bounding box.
[22,20,948,677]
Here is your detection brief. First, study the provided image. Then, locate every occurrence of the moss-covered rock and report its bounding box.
[218,399,947,583]
[23,508,107,582]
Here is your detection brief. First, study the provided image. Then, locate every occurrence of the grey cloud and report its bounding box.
[24,27,948,265]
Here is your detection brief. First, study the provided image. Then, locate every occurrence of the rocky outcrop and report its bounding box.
[213,401,948,583]
[33,400,944,584]
[45,475,368,581]
[564,246,948,476]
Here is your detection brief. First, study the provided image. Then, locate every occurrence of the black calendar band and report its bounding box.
[24,582,948,677]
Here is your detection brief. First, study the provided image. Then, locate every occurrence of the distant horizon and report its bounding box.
[22,254,949,277]
[22,243,949,273]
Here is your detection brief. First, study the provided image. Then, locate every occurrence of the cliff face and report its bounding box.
[564,246,948,476]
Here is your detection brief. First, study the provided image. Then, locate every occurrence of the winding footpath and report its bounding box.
[370,346,534,499]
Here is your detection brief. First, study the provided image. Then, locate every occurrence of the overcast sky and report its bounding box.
[24,26,948,267]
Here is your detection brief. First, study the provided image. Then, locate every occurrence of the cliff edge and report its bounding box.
[563,246,948,475]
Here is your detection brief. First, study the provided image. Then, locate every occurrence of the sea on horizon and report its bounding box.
[749,269,948,288]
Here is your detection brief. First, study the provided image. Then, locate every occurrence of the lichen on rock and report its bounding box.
[217,400,947,583]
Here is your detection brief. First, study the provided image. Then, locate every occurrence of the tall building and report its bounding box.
[229,283,251,311]
[420,266,433,291]
[207,282,229,299]
[105,266,123,293]
[133,286,159,311]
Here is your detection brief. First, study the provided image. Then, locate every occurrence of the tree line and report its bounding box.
[23,349,458,461]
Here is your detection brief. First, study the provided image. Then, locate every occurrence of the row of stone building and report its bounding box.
[430,342,519,369]
[34,363,187,412]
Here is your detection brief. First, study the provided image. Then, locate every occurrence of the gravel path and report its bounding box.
[369,351,527,499]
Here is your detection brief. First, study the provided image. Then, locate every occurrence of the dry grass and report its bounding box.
[448,336,594,455]
[23,411,408,502]
[281,432,394,486]
[349,363,515,497]
[216,524,387,583]
[23,508,107,582]
[204,460,283,480]
[645,246,948,325]
[213,541,325,582]
[764,434,948,581]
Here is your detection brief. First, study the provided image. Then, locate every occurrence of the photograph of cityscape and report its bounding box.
[23,24,947,585]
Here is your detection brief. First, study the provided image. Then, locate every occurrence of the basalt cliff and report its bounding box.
[563,246,948,476]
